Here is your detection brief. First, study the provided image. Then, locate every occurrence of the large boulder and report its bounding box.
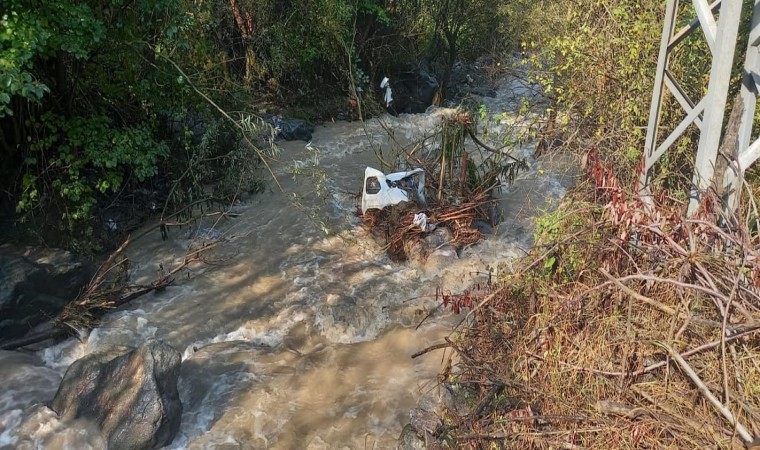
[386,63,440,115]
[266,115,315,141]
[0,245,94,340]
[50,340,182,450]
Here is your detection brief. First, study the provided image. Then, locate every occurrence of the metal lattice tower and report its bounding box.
[640,0,760,216]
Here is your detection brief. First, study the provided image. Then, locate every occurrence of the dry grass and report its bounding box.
[436,150,760,449]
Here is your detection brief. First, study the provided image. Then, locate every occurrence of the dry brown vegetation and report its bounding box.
[434,149,760,449]
[359,196,488,262]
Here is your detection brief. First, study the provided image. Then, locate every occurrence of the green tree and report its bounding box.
[0,0,220,244]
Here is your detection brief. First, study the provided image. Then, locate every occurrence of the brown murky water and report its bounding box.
[0,75,575,449]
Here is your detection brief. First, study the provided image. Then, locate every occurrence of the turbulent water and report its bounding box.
[0,73,575,449]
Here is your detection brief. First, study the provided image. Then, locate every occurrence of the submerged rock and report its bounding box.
[0,245,94,340]
[50,340,182,450]
[424,227,453,248]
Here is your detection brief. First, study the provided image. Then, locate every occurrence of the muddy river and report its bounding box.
[0,73,575,449]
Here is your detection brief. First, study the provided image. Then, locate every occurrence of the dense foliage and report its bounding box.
[11,0,724,249]
[0,0,508,250]
[509,0,754,195]
[1,0,216,248]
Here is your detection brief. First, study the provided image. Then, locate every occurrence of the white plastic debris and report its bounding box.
[380,77,393,107]
[412,213,435,232]
[361,167,426,214]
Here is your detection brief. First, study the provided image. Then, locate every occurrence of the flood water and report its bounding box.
[0,73,576,449]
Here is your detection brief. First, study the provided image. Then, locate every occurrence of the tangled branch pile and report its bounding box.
[434,150,760,448]
[360,194,489,262]
[361,111,526,262]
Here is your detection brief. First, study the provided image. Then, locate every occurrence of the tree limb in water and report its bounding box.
[466,128,522,163]
[0,237,223,351]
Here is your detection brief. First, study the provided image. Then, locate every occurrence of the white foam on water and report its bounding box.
[36,309,160,372]
[181,309,308,360]
[0,363,60,413]
[9,405,105,449]
[170,371,259,449]
[0,409,22,447]
[37,337,89,371]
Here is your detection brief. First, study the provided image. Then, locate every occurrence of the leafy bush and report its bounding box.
[17,113,168,224]
[512,1,661,177]
[0,0,233,245]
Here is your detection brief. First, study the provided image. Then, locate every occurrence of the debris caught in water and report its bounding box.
[359,108,524,262]
[380,76,393,106]
[361,167,426,214]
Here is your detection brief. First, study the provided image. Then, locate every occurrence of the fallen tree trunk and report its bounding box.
[0,328,70,350]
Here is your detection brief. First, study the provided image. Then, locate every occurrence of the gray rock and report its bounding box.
[424,227,453,248]
[417,385,454,417]
[386,63,440,115]
[409,408,441,435]
[267,115,314,141]
[398,424,426,450]
[50,340,182,450]
[471,86,498,98]
[442,384,471,417]
[397,422,444,450]
[0,245,94,340]
[472,220,494,235]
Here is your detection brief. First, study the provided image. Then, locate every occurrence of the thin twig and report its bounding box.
[411,342,452,359]
[525,326,760,378]
[654,341,755,444]
[722,271,741,405]
[466,128,522,163]
[598,269,728,329]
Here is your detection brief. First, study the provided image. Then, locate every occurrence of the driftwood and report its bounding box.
[0,328,71,351]
[0,236,222,351]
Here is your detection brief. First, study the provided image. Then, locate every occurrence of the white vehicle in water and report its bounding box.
[361,167,426,214]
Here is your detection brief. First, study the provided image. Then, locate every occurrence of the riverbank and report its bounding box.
[425,150,760,449]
